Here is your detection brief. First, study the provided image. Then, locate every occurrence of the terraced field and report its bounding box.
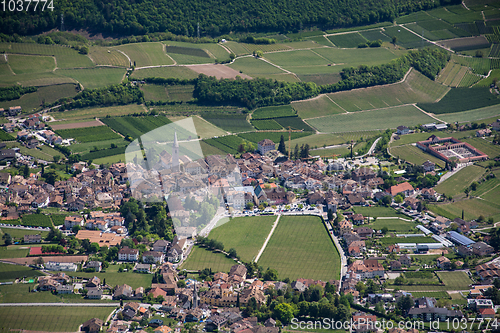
[115,42,174,67]
[307,104,436,133]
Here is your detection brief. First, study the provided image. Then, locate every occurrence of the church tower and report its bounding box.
[192,280,198,309]
[172,131,179,172]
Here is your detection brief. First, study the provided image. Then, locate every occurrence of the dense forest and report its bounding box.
[193,48,449,108]
[0,0,460,37]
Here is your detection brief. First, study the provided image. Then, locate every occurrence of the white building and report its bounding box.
[258,139,275,155]
[44,261,78,272]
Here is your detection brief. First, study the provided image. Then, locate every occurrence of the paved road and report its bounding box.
[0,303,119,307]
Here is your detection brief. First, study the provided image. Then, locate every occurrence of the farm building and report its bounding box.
[446,231,475,246]
[416,135,488,164]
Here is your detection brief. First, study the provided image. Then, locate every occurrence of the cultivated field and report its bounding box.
[462,137,500,158]
[363,218,417,232]
[325,69,449,113]
[0,83,78,111]
[116,42,174,67]
[307,105,436,133]
[50,120,104,130]
[131,66,199,79]
[88,46,130,67]
[101,115,172,139]
[180,245,237,272]
[258,215,340,281]
[208,216,276,263]
[349,206,407,217]
[292,95,345,119]
[0,306,113,333]
[238,132,312,145]
[187,64,252,79]
[390,145,446,168]
[141,84,194,102]
[436,271,473,290]
[327,32,367,48]
[0,245,29,259]
[201,113,254,133]
[7,54,55,74]
[56,126,122,143]
[57,67,126,89]
[0,262,44,282]
[438,104,500,123]
[434,165,485,197]
[192,116,228,138]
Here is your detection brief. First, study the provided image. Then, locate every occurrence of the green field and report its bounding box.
[326,69,449,113]
[379,236,438,245]
[436,271,473,290]
[200,113,254,133]
[289,131,382,148]
[462,137,500,158]
[258,215,340,281]
[208,216,276,262]
[228,57,287,78]
[116,42,174,67]
[57,67,126,89]
[438,104,500,123]
[408,291,450,298]
[419,87,500,114]
[0,306,113,333]
[252,105,296,119]
[293,95,346,119]
[53,104,146,122]
[390,145,446,168]
[7,54,55,74]
[0,245,29,259]
[0,83,78,112]
[364,218,417,232]
[0,43,94,69]
[0,228,48,245]
[88,46,130,67]
[251,119,284,130]
[0,262,44,282]
[434,165,485,197]
[349,206,407,217]
[180,245,237,272]
[21,214,53,228]
[131,66,199,79]
[192,116,227,138]
[383,26,430,48]
[327,32,368,48]
[69,138,128,154]
[4,142,59,161]
[238,131,312,145]
[307,105,436,133]
[141,84,194,102]
[55,126,122,143]
[101,115,172,139]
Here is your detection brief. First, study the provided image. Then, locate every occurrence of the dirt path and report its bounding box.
[254,214,281,262]
[413,103,446,124]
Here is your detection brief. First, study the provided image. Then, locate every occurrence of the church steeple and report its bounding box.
[172,131,179,171]
[192,280,198,308]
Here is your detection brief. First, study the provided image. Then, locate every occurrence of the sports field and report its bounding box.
[307,105,436,133]
[180,246,237,272]
[208,216,276,262]
[434,165,484,197]
[0,306,113,333]
[258,215,340,281]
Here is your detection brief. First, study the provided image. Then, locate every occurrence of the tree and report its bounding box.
[246,202,254,210]
[397,295,414,315]
[394,194,403,204]
[23,165,29,178]
[34,256,44,266]
[278,135,286,154]
[263,268,278,281]
[274,303,294,324]
[89,242,100,253]
[392,36,397,46]
[177,280,186,288]
[327,209,334,221]
[381,226,389,234]
[228,248,237,258]
[2,233,12,246]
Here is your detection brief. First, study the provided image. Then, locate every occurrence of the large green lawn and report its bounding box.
[363,218,417,232]
[208,216,276,263]
[258,215,340,281]
[180,245,237,273]
[434,165,485,197]
[0,306,113,333]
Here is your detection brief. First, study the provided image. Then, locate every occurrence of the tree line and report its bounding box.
[0,85,37,102]
[0,0,460,37]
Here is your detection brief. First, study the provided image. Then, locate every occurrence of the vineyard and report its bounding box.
[200,113,254,132]
[327,32,367,48]
[251,119,284,130]
[203,135,247,154]
[0,130,14,141]
[275,116,315,132]
[81,146,127,161]
[458,70,482,87]
[418,87,500,114]
[452,54,492,75]
[55,126,122,143]
[21,214,53,227]
[238,131,312,144]
[251,105,296,119]
[101,115,172,139]
[490,43,500,58]
[166,46,210,58]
